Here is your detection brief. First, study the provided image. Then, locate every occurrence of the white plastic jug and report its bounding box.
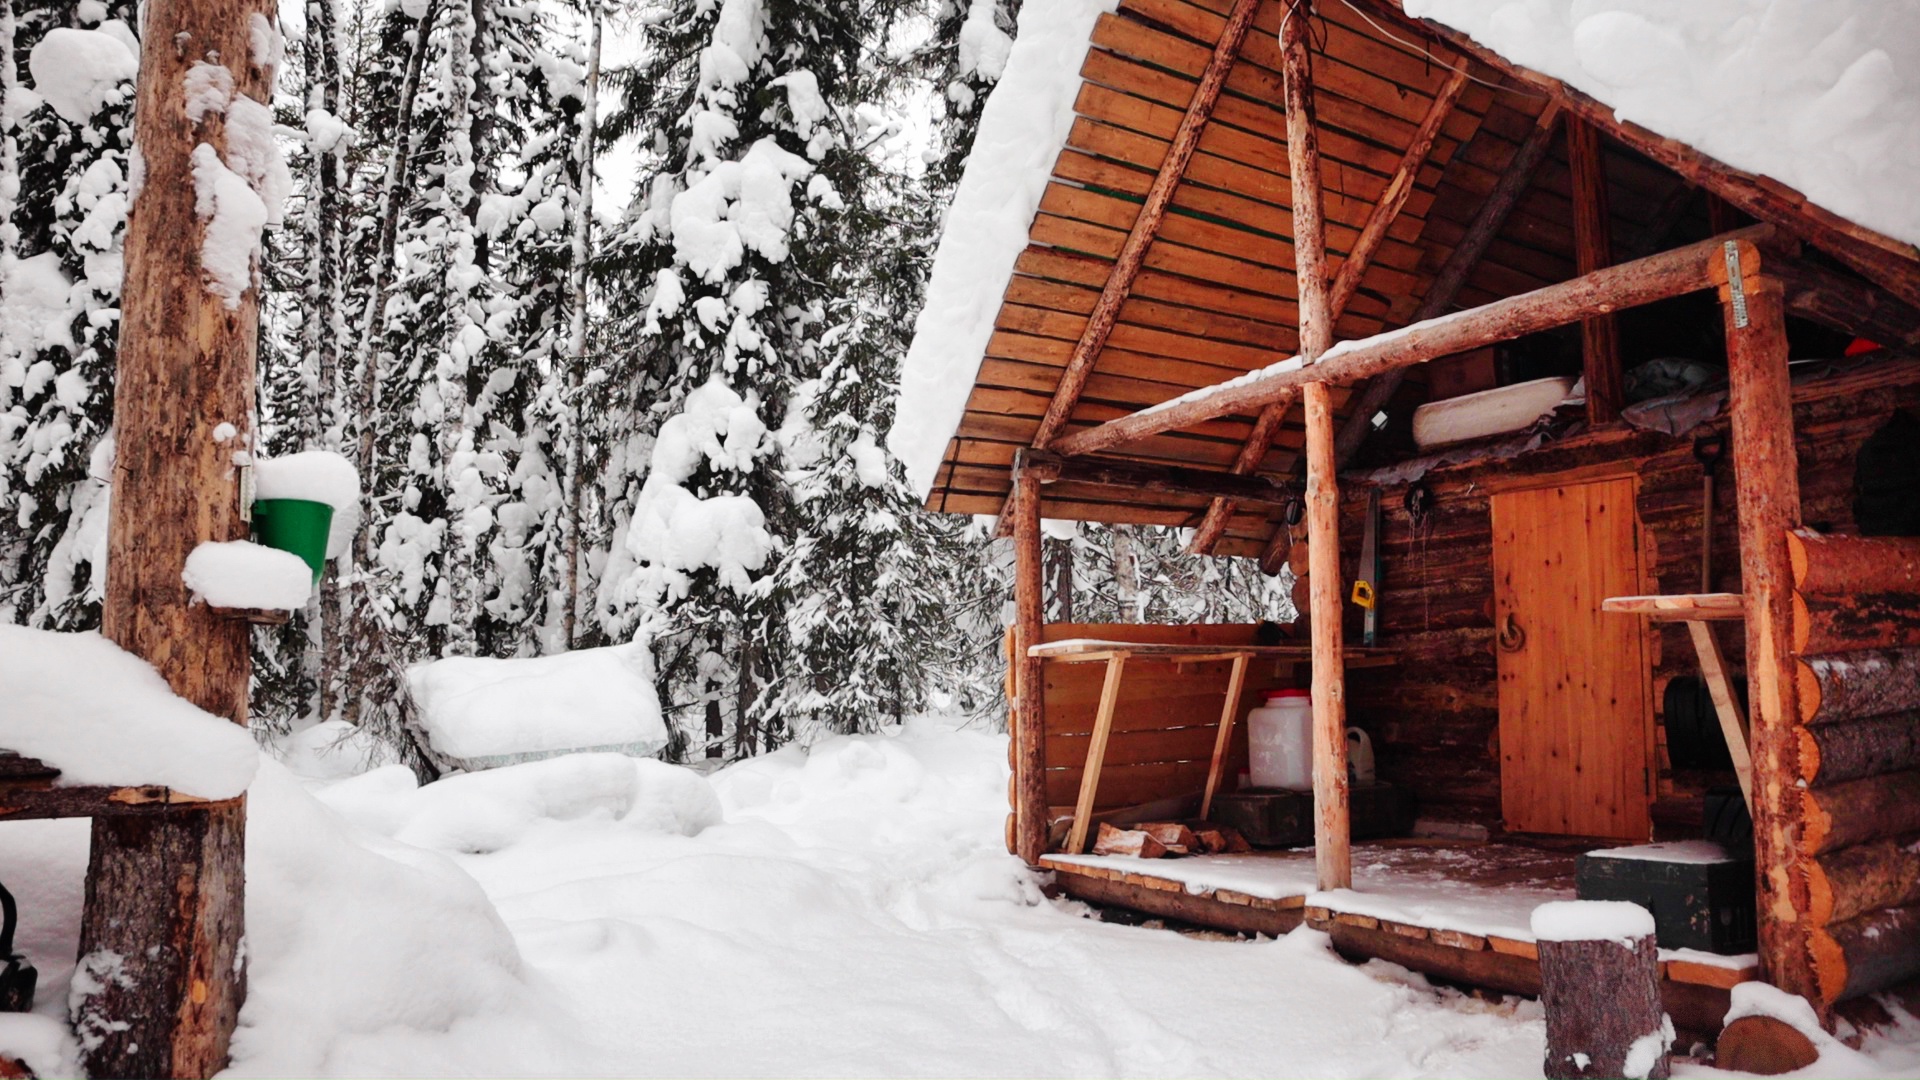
[1248,689,1313,790]
[1346,726,1376,785]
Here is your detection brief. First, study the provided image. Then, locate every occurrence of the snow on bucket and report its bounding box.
[251,498,333,584]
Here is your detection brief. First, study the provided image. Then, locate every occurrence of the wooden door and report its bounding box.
[1492,476,1652,839]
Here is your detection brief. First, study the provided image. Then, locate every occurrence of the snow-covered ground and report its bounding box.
[1,716,1916,1077]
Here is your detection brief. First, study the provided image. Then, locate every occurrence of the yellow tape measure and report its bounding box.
[1350,579,1376,610]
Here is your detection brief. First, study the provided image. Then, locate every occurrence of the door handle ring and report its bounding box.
[1497,611,1527,652]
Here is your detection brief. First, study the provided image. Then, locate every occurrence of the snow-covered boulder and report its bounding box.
[406,643,668,772]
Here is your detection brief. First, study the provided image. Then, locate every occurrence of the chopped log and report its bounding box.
[1796,713,1920,787]
[1279,2,1350,893]
[1049,226,1772,458]
[1800,768,1920,855]
[1806,834,1920,925]
[1719,263,1818,1005]
[1138,822,1200,854]
[1331,102,1565,466]
[1715,1016,1820,1076]
[1797,649,1920,725]
[1534,904,1671,1079]
[1019,449,1292,505]
[1788,530,1920,595]
[1011,479,1048,865]
[1809,903,1920,1003]
[1193,826,1251,854]
[1027,0,1259,452]
[1568,117,1623,425]
[1052,866,1305,937]
[1091,822,1170,859]
[1793,590,1920,655]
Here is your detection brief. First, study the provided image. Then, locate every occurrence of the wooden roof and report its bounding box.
[919,0,1920,560]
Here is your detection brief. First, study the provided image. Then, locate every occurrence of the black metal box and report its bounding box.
[1575,840,1755,954]
[1208,783,1414,848]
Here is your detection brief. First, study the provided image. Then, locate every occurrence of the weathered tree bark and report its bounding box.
[1774,259,1920,350]
[1793,591,1920,655]
[1808,903,1920,1003]
[1796,713,1920,787]
[1797,649,1920,725]
[306,0,348,722]
[1567,117,1623,425]
[1011,476,1048,865]
[1789,530,1920,596]
[1330,102,1565,466]
[1806,834,1920,925]
[1050,226,1772,458]
[1279,0,1350,892]
[1800,768,1920,855]
[1717,252,1819,1006]
[97,0,278,1067]
[1537,927,1670,1079]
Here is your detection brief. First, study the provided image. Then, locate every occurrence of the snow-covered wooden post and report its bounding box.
[1533,901,1672,1079]
[91,0,281,1070]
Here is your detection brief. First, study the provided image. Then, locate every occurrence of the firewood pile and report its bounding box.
[1091,821,1252,859]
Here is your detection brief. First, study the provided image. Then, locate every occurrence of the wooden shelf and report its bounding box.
[1600,593,1745,621]
[1028,639,1399,666]
[0,753,233,822]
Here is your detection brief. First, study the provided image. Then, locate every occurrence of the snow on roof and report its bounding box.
[1402,0,1920,250]
[0,626,260,799]
[887,0,1118,501]
[408,643,668,767]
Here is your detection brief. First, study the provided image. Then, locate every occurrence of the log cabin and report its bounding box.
[892,0,1920,1038]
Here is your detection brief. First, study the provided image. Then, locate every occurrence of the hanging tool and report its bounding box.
[1351,488,1381,646]
[1694,434,1726,590]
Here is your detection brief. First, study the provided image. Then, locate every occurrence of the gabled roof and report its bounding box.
[889,0,1920,560]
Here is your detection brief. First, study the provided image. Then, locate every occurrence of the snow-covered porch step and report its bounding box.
[1040,840,1758,994]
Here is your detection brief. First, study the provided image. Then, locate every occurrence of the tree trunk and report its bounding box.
[559,10,600,651]
[96,0,279,1065]
[1111,525,1141,622]
[1538,926,1670,1079]
[307,0,346,722]
[437,0,487,656]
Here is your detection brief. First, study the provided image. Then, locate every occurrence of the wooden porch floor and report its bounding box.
[1042,839,1759,1034]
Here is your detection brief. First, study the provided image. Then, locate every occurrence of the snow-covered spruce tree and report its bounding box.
[594,0,941,757]
[922,0,1017,190]
[0,0,136,628]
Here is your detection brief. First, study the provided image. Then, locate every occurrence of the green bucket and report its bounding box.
[251,498,334,584]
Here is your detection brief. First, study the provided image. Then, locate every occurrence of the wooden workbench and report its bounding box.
[1027,639,1397,853]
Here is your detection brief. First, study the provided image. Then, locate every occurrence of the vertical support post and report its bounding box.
[1011,472,1049,866]
[1200,653,1251,817]
[1716,242,1819,1006]
[1568,117,1623,424]
[89,0,276,1069]
[1066,653,1129,855]
[1280,0,1351,891]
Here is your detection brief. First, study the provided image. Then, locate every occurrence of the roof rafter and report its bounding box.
[993,0,1262,535]
[1187,65,1470,555]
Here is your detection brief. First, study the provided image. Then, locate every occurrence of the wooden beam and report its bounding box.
[1018,449,1295,505]
[1188,66,1471,555]
[1200,653,1250,818]
[1355,0,1920,313]
[1773,258,1920,349]
[1278,0,1350,893]
[1330,101,1565,467]
[1568,116,1624,424]
[1714,240,1820,1007]
[1011,477,1048,866]
[1687,620,1754,810]
[1600,593,1745,620]
[1051,225,1773,458]
[1066,653,1129,854]
[1028,0,1260,451]
[92,0,275,1069]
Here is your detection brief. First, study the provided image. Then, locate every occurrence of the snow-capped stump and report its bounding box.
[407,643,668,773]
[1532,900,1672,1079]
[182,540,314,618]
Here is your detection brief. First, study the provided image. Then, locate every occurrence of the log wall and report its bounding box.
[1345,356,1920,831]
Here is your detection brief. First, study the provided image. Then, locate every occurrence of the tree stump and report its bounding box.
[1533,901,1672,1079]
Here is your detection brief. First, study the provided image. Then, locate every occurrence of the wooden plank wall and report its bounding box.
[1020,623,1292,816]
[1345,358,1920,831]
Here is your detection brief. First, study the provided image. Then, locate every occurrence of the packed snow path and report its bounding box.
[1,717,1916,1076]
